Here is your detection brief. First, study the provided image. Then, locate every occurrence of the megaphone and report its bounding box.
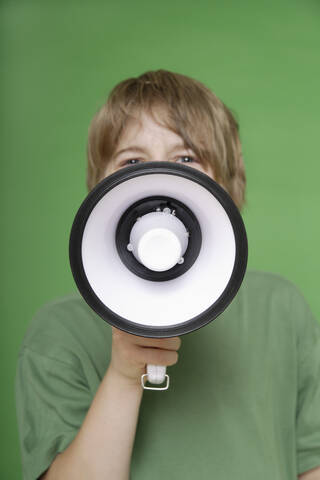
[69,161,248,390]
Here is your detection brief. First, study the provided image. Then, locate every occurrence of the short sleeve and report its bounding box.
[15,346,92,480]
[295,292,320,474]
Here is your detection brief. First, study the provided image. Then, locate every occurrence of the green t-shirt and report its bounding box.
[15,271,320,480]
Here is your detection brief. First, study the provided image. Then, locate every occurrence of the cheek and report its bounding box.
[196,163,215,181]
[103,160,117,178]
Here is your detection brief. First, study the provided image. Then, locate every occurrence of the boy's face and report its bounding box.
[104,111,215,180]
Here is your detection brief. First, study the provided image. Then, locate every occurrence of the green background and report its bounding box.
[1,0,320,477]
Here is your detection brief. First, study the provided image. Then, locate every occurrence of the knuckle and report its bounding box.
[174,337,182,350]
[157,350,168,365]
[153,338,167,349]
[157,349,179,366]
[144,348,164,365]
[136,346,150,365]
[170,351,179,365]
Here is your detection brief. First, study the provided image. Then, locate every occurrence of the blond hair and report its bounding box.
[87,70,246,209]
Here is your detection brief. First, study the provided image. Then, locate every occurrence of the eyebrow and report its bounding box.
[113,142,191,159]
[113,146,147,158]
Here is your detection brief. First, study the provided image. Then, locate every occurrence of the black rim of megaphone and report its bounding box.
[69,161,248,338]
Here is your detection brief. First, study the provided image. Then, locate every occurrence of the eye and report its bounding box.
[176,155,197,164]
[123,158,141,166]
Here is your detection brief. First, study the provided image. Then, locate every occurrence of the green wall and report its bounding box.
[2,0,320,477]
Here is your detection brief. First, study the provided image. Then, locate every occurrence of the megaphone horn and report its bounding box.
[69,161,248,390]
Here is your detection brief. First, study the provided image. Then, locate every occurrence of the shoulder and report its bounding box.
[243,269,300,293]
[240,270,319,334]
[19,293,112,366]
[241,270,308,307]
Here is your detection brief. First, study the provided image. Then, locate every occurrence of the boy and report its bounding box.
[16,70,320,480]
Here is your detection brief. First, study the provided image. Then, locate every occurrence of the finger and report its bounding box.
[135,346,179,367]
[112,328,181,351]
[134,336,181,351]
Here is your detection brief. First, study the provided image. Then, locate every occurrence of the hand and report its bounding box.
[108,327,181,387]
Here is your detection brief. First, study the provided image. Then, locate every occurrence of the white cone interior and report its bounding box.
[82,173,236,327]
[129,211,188,271]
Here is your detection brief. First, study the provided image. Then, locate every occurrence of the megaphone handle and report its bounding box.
[141,365,170,391]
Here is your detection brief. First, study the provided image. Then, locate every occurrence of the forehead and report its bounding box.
[117,108,184,146]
